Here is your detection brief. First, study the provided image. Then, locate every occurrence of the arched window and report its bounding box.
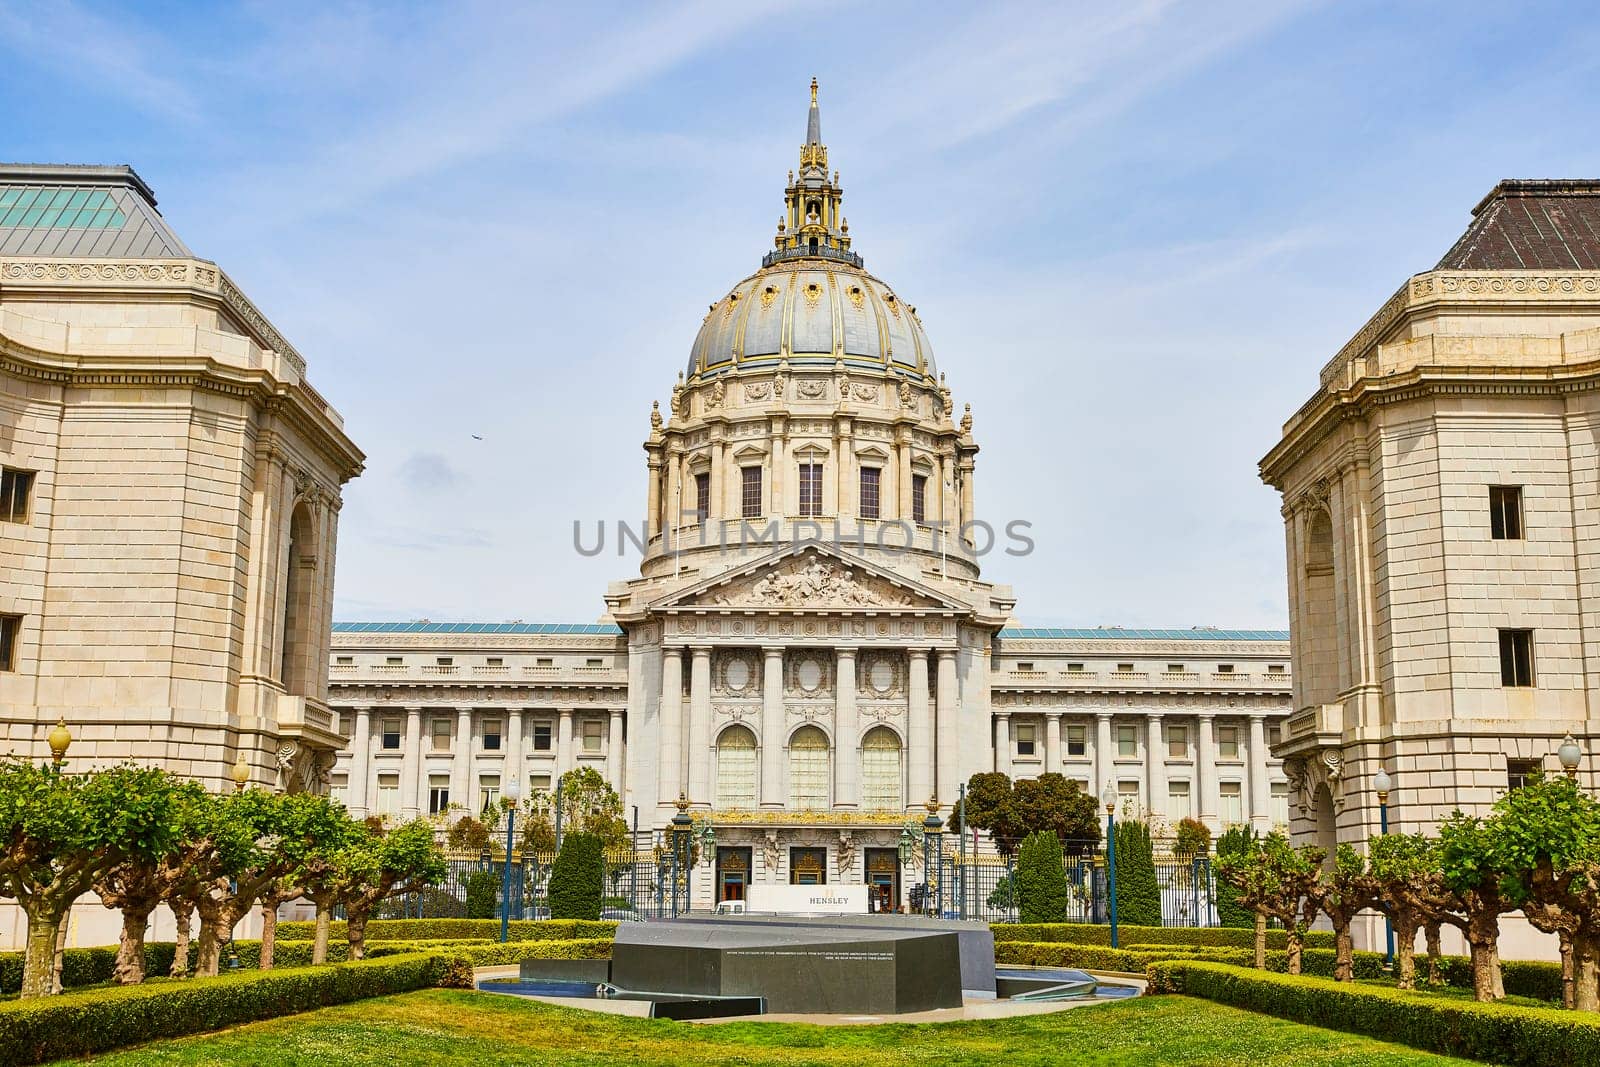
[716,725,757,809]
[861,727,903,811]
[1302,509,1337,706]
[788,725,830,810]
[280,501,316,696]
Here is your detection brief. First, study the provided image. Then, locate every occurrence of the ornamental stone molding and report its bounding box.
[706,556,917,609]
[1283,746,1346,818]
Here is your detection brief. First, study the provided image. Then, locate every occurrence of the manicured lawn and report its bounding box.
[83,989,1476,1066]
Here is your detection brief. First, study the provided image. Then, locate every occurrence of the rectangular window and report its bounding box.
[1169,781,1192,819]
[427,774,450,816]
[376,773,399,816]
[798,462,823,517]
[330,774,349,807]
[1066,724,1086,756]
[1016,662,1034,672]
[1217,725,1240,759]
[536,656,554,667]
[380,719,401,750]
[582,720,604,753]
[429,718,451,752]
[586,657,604,667]
[486,657,503,667]
[1270,781,1289,825]
[1268,723,1282,747]
[912,473,927,524]
[1167,724,1188,759]
[694,472,710,522]
[533,722,553,751]
[1067,663,1085,672]
[741,466,762,519]
[0,615,19,672]
[1117,780,1140,811]
[478,775,500,814]
[859,467,881,519]
[1490,486,1523,540]
[1166,663,1184,673]
[0,467,35,523]
[482,719,502,751]
[386,656,403,666]
[530,773,552,794]
[1116,663,1134,672]
[1507,758,1540,791]
[1267,664,1286,673]
[335,655,353,665]
[1219,781,1243,824]
[1217,663,1235,674]
[1500,629,1535,687]
[1117,723,1136,757]
[1015,723,1036,757]
[436,656,453,667]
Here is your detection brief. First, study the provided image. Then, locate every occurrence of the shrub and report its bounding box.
[1214,825,1257,927]
[549,832,604,920]
[465,870,500,919]
[1015,831,1069,924]
[277,918,618,942]
[1113,820,1162,927]
[0,954,451,1066]
[987,874,1015,912]
[1145,961,1600,1067]
[1174,817,1211,857]
[995,922,1335,950]
[447,815,492,852]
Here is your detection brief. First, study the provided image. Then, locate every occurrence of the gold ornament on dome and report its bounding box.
[761,284,779,309]
[847,284,865,309]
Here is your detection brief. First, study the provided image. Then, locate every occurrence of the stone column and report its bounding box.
[1146,712,1166,822]
[664,446,683,541]
[1248,713,1269,828]
[1197,713,1218,824]
[761,647,785,808]
[646,454,663,540]
[1095,711,1114,794]
[709,434,726,524]
[958,457,976,538]
[688,647,712,806]
[994,713,1012,776]
[351,707,372,814]
[507,709,524,800]
[608,709,625,794]
[771,417,788,517]
[935,650,958,805]
[1045,713,1061,775]
[835,647,858,808]
[401,707,422,818]
[452,707,471,816]
[558,709,575,777]
[659,648,684,804]
[907,649,931,811]
[896,427,914,519]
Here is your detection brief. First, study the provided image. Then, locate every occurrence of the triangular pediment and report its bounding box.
[651,543,968,614]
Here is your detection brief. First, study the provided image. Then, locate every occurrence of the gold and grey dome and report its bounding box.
[686,81,935,380]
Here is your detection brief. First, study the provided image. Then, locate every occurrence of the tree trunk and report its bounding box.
[1573,932,1599,1013]
[115,909,153,985]
[1253,911,1267,969]
[170,904,192,978]
[195,915,224,977]
[1488,940,1505,1000]
[1285,930,1304,975]
[1333,920,1354,982]
[347,909,369,960]
[1560,931,1576,1010]
[1394,917,1420,990]
[20,910,63,999]
[313,905,332,966]
[1425,921,1443,985]
[259,903,277,970]
[51,909,70,994]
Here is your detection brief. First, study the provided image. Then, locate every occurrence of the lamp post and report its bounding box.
[1374,768,1394,968]
[500,779,521,943]
[230,752,250,793]
[957,782,968,920]
[46,717,72,771]
[1102,781,1119,948]
[671,794,694,917]
[1559,734,1583,782]
[922,796,943,917]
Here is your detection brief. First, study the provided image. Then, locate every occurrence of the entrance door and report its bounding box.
[716,847,752,903]
[865,848,900,913]
[789,847,827,885]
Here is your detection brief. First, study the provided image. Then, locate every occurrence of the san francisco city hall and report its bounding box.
[326,85,1294,908]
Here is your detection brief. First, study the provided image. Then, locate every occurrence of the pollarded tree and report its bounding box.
[1217,832,1325,973]
[1015,830,1069,923]
[0,762,180,998]
[336,819,447,958]
[175,789,296,977]
[1216,833,1275,968]
[1312,844,1380,981]
[1369,832,1454,990]
[256,793,355,970]
[1437,810,1519,1001]
[1113,819,1163,927]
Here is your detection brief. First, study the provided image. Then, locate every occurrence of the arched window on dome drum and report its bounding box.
[861,727,903,811]
[788,725,830,809]
[715,725,757,809]
[798,462,823,517]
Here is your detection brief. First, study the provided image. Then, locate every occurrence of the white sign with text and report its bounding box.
[745,884,868,915]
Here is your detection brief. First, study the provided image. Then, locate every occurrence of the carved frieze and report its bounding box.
[702,556,917,609]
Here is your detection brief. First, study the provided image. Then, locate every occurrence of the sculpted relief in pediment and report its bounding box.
[703,556,918,609]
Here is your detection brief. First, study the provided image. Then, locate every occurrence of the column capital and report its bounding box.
[1146,710,1164,721]
[609,707,624,720]
[1248,711,1267,722]
[994,711,1010,721]
[663,645,685,659]
[835,645,859,656]
[1196,711,1216,722]
[936,648,957,662]
[763,645,785,657]
[908,647,930,662]
[1096,709,1114,721]
[405,705,423,717]
[690,644,713,656]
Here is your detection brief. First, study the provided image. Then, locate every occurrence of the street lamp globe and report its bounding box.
[504,779,522,804]
[1100,781,1117,813]
[1559,734,1583,778]
[1373,768,1392,799]
[46,717,72,767]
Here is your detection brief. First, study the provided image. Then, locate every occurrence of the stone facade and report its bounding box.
[0,165,364,791]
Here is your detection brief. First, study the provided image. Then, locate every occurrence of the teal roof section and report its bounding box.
[333,622,622,635]
[999,627,1289,641]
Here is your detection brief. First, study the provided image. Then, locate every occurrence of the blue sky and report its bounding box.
[4,1,1599,628]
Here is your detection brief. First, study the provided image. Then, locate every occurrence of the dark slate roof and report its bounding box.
[1436,180,1600,270]
[998,627,1288,642]
[0,164,191,258]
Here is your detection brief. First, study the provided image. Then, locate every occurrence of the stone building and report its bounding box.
[1260,179,1600,858]
[328,85,1294,908]
[0,164,364,792]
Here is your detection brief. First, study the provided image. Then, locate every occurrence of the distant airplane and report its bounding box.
[471,434,483,440]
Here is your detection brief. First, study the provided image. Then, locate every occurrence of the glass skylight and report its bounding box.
[0,188,126,229]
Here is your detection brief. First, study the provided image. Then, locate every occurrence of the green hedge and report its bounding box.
[1146,961,1600,1067]
[0,954,451,1066]
[276,918,618,942]
[431,938,613,967]
[994,922,1336,950]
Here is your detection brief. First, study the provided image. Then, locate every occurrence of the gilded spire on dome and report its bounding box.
[766,79,861,269]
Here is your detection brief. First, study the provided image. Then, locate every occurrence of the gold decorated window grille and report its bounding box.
[861,726,903,811]
[788,725,829,809]
[716,726,758,809]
